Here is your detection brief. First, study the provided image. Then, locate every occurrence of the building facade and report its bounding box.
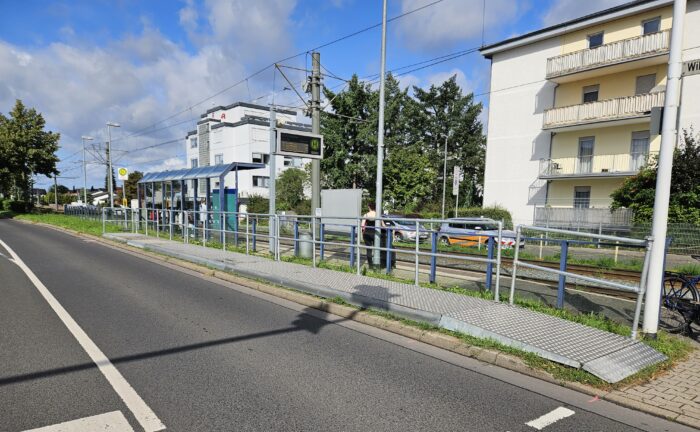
[184,102,311,204]
[480,0,700,228]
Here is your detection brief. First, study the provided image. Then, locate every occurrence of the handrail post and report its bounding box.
[252,217,257,252]
[356,218,361,275]
[557,240,569,309]
[246,214,250,255]
[312,217,317,267]
[294,220,299,256]
[275,215,281,261]
[429,231,437,284]
[508,225,522,304]
[414,221,419,286]
[485,235,494,291]
[320,222,325,261]
[495,221,503,300]
[350,226,356,268]
[386,226,392,274]
[102,208,106,234]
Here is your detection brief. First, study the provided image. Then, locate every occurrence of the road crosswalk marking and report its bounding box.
[22,411,134,432]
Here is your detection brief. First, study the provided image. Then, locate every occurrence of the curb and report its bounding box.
[11,219,696,428]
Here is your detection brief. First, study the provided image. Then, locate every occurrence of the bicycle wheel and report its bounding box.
[660,275,698,333]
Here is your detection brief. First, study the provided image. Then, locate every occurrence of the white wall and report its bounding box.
[483,37,561,224]
[679,0,700,136]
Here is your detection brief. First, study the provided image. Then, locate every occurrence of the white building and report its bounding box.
[184,102,311,204]
[480,0,700,227]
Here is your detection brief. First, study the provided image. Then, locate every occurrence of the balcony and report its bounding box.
[534,206,633,229]
[543,91,664,131]
[546,30,670,81]
[539,151,657,179]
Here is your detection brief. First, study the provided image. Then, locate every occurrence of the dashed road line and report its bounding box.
[526,406,575,430]
[22,410,134,432]
[0,238,166,432]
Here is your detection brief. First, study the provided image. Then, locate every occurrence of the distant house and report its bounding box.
[91,191,110,206]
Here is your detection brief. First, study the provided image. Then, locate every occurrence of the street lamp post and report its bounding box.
[373,0,388,267]
[81,135,93,205]
[106,122,120,207]
[441,134,449,219]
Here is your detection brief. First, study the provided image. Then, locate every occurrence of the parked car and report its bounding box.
[438,217,523,249]
[383,216,430,243]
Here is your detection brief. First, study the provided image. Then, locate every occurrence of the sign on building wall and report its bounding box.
[276,129,323,159]
[682,59,700,77]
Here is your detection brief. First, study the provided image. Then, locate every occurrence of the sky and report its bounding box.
[0,0,631,190]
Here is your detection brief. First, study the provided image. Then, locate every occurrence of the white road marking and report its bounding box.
[526,406,575,430]
[0,239,166,432]
[22,410,134,432]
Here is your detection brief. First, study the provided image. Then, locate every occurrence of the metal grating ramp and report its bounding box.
[104,232,668,383]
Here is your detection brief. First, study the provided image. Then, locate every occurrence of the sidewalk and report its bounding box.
[104,231,667,384]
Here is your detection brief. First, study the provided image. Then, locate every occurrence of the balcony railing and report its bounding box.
[543,91,664,129]
[546,30,670,79]
[534,206,633,229]
[539,151,657,179]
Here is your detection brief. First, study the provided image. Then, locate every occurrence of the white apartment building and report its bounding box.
[480,0,700,228]
[184,102,311,204]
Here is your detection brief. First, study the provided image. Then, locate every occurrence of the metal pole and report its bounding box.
[509,226,522,304]
[643,0,686,337]
[373,0,388,267]
[106,122,120,207]
[311,52,321,215]
[441,134,448,219]
[268,106,277,255]
[53,175,58,209]
[495,222,503,301]
[81,136,92,205]
[414,220,419,286]
[632,237,654,339]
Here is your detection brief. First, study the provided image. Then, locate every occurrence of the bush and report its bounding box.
[246,194,269,214]
[452,206,513,228]
[3,200,31,213]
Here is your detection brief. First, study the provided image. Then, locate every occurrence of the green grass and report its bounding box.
[15,213,121,236]
[669,263,700,276]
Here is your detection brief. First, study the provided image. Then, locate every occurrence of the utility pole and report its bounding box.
[106,122,120,207]
[311,52,321,214]
[441,134,449,219]
[269,106,277,254]
[373,0,388,267]
[81,135,93,205]
[643,0,686,337]
[54,175,58,210]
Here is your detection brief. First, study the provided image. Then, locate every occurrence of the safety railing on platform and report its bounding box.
[509,225,653,339]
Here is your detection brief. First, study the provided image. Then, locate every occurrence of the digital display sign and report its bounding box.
[276,129,323,159]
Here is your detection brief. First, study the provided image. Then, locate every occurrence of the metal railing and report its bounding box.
[64,204,102,220]
[101,208,504,300]
[546,30,670,78]
[543,91,665,129]
[509,225,653,339]
[539,151,657,178]
[533,207,634,230]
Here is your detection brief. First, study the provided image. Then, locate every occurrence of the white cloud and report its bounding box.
[395,0,527,51]
[425,68,474,94]
[0,0,299,187]
[542,0,630,26]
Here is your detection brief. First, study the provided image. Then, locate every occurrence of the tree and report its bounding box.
[611,129,700,224]
[276,168,308,212]
[0,100,60,201]
[123,171,143,201]
[384,145,437,211]
[49,184,70,194]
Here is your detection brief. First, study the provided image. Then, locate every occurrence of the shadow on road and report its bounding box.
[0,306,356,386]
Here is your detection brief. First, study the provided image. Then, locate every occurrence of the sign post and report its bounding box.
[117,167,129,206]
[452,166,461,217]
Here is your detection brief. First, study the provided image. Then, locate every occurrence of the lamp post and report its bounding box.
[373,0,388,266]
[81,135,93,205]
[106,122,120,207]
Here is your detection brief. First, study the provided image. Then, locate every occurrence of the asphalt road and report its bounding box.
[0,219,691,432]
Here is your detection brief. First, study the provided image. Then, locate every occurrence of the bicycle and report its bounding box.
[660,255,700,335]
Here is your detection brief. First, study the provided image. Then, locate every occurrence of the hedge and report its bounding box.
[416,206,513,228]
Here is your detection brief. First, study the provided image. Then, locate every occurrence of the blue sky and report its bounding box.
[0,0,628,189]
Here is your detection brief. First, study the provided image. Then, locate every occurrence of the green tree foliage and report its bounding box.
[123,171,143,201]
[276,168,308,212]
[320,74,485,213]
[0,100,60,201]
[49,184,70,194]
[246,194,269,214]
[611,129,700,224]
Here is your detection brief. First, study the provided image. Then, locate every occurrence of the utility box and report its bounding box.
[321,189,363,234]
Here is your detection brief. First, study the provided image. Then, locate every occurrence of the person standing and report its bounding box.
[361,202,378,267]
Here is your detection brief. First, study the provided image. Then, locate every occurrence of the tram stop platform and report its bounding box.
[104,232,666,383]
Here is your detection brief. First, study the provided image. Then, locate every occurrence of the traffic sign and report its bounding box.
[117,167,129,180]
[452,166,461,196]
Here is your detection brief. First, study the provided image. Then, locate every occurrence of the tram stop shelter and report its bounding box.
[136,162,265,241]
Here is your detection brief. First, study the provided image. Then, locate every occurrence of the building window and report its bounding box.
[214,153,224,165]
[191,158,198,168]
[253,176,270,188]
[252,152,270,164]
[283,157,294,167]
[582,85,599,103]
[190,137,198,148]
[573,186,591,209]
[642,17,660,35]
[587,31,604,49]
[578,137,594,174]
[635,74,656,95]
[630,130,650,171]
